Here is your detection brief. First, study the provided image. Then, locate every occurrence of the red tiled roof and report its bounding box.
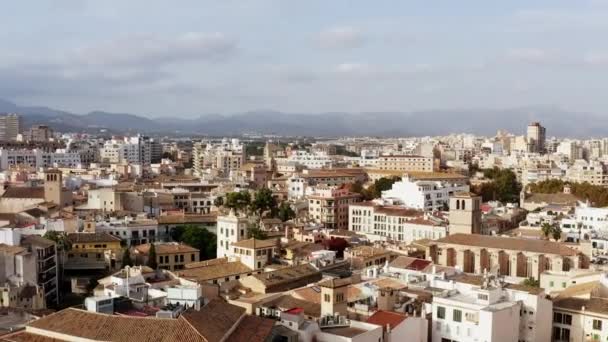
[225,315,275,342]
[366,310,407,330]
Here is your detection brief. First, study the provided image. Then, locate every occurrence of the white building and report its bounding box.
[0,148,81,170]
[100,135,152,166]
[381,176,469,211]
[566,160,608,187]
[576,202,608,231]
[431,274,552,342]
[552,276,608,342]
[192,138,244,176]
[349,201,447,243]
[216,211,250,258]
[284,150,333,169]
[95,217,159,247]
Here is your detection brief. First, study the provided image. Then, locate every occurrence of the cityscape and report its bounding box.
[2,1,608,342]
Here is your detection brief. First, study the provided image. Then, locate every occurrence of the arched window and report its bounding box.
[462,200,466,210]
[456,200,460,210]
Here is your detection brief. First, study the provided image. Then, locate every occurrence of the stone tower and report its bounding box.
[319,278,350,317]
[449,192,482,235]
[377,287,397,311]
[44,169,63,206]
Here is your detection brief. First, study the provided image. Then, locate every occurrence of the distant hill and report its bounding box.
[0,98,603,137]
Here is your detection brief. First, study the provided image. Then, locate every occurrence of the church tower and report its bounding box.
[449,192,482,235]
[44,169,63,206]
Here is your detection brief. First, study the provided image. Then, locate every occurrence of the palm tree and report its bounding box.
[552,226,562,241]
[541,223,552,240]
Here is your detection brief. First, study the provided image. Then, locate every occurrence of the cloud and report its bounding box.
[317,26,365,49]
[505,48,551,64]
[583,52,608,66]
[0,31,237,102]
[70,32,237,67]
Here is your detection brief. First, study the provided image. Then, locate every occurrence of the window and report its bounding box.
[549,281,554,287]
[437,306,446,319]
[593,319,602,330]
[553,312,572,325]
[336,293,344,303]
[324,294,330,302]
[453,309,462,322]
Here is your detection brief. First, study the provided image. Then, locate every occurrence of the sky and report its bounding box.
[2,0,608,117]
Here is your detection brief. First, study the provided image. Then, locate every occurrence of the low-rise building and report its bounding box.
[133,242,199,271]
[381,176,469,211]
[308,186,361,229]
[428,233,589,281]
[229,238,278,270]
[64,232,122,271]
[376,155,435,172]
[430,273,552,342]
[349,202,447,243]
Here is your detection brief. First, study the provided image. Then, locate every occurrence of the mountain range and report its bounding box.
[0,98,603,137]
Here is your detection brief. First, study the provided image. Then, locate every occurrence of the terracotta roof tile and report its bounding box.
[177,261,252,283]
[181,299,245,342]
[434,233,579,256]
[231,238,277,249]
[366,310,407,330]
[2,187,45,199]
[225,315,275,342]
[67,232,121,243]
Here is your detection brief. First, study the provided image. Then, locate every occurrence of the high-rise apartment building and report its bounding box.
[0,113,21,141]
[527,121,546,154]
[26,125,53,142]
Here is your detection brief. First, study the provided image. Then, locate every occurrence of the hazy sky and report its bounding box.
[2,0,608,117]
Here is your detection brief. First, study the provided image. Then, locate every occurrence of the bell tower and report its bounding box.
[449,192,482,235]
[44,169,63,206]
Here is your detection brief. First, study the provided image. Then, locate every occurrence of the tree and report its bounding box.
[350,181,364,195]
[472,168,521,202]
[521,277,540,288]
[147,243,158,269]
[552,226,562,241]
[213,196,224,207]
[225,191,251,213]
[541,223,553,239]
[373,176,401,197]
[323,238,350,258]
[541,222,562,241]
[278,202,296,222]
[43,231,71,251]
[248,226,268,240]
[251,188,278,218]
[172,224,217,260]
[360,177,401,200]
[122,248,133,267]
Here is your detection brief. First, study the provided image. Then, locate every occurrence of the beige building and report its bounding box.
[344,245,397,270]
[428,234,589,281]
[319,277,350,317]
[133,242,199,271]
[566,160,608,187]
[527,121,546,153]
[177,258,260,289]
[26,125,53,142]
[230,238,277,270]
[0,114,21,141]
[238,263,321,294]
[448,192,482,235]
[307,186,361,229]
[376,155,435,172]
